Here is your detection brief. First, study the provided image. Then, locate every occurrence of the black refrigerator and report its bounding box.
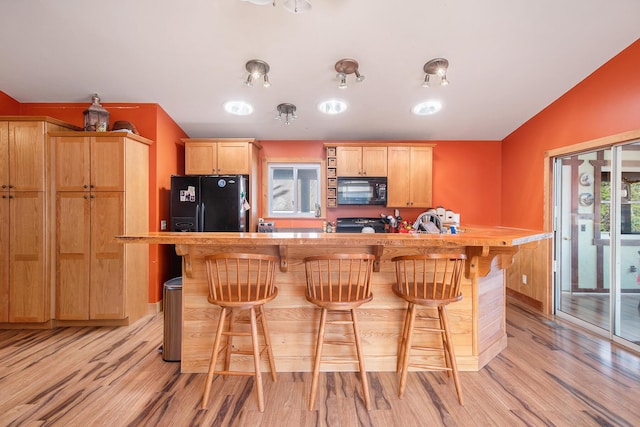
[170,175,249,232]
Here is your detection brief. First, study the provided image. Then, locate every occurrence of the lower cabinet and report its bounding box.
[1,191,48,323]
[56,191,126,320]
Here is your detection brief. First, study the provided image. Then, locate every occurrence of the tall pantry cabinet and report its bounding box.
[49,132,151,325]
[0,118,80,326]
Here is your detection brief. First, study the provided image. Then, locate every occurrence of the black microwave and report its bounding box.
[337,177,387,205]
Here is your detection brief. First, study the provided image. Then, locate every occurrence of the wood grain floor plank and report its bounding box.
[1,299,639,426]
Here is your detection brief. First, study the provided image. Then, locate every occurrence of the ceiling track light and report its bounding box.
[245,59,271,88]
[334,58,365,89]
[422,58,450,87]
[241,0,312,14]
[275,103,297,125]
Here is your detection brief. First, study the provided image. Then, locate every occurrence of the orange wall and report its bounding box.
[0,91,20,114]
[260,140,502,228]
[502,38,640,230]
[15,101,186,303]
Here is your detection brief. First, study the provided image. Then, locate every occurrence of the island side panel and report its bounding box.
[180,243,498,373]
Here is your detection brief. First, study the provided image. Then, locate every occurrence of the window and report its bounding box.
[600,171,640,233]
[267,163,322,217]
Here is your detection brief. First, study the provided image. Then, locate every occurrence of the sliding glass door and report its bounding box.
[554,142,640,349]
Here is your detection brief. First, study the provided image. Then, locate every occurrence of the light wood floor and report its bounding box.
[1,299,639,427]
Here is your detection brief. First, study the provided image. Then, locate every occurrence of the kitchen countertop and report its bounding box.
[117,225,551,248]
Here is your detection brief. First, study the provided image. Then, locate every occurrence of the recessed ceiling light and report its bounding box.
[224,101,253,116]
[318,99,347,115]
[412,100,442,116]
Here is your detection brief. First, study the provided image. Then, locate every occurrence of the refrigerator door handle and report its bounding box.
[195,203,201,232]
[200,202,205,232]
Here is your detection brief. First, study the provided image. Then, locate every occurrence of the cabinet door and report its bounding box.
[336,146,363,176]
[217,142,249,174]
[53,135,91,191]
[90,192,125,320]
[91,137,124,191]
[362,147,387,176]
[0,194,8,322]
[9,191,47,322]
[55,192,91,320]
[0,122,8,189]
[8,121,45,191]
[386,146,412,207]
[185,142,217,175]
[408,146,433,208]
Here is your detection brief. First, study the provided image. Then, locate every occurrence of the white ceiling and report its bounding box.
[1,0,639,141]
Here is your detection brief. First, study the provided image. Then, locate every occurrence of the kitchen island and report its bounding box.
[117,227,551,373]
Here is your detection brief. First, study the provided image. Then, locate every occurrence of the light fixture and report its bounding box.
[335,59,365,89]
[318,99,347,115]
[422,58,449,87]
[275,103,297,125]
[83,93,110,131]
[283,0,311,13]
[412,100,442,116]
[224,101,254,116]
[245,59,271,88]
[241,0,311,13]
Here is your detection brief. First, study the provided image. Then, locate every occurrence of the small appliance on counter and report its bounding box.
[335,217,387,233]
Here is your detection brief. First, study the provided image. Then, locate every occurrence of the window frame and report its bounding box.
[263,158,325,219]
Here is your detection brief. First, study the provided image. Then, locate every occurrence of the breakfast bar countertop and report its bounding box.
[116,225,551,247]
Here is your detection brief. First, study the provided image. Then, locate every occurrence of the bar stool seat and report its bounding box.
[392,253,466,405]
[201,253,278,412]
[303,253,375,411]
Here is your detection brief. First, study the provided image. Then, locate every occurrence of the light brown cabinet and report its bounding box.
[0,118,79,325]
[387,145,433,208]
[50,132,151,324]
[183,138,257,175]
[336,146,387,176]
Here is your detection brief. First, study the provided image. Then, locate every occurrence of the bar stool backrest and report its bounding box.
[205,253,278,304]
[304,253,375,303]
[393,253,466,302]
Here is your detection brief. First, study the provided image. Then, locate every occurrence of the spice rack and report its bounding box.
[326,146,337,208]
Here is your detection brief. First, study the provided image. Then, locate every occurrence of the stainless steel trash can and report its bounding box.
[163,276,182,362]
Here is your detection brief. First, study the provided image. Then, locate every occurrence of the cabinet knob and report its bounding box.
[83,184,89,189]
[84,195,88,199]
[1,195,6,199]
[90,194,95,199]
[90,184,95,189]
[8,184,13,189]
[1,184,6,189]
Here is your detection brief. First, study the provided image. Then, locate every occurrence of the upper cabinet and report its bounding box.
[183,138,260,175]
[336,146,387,177]
[387,145,433,208]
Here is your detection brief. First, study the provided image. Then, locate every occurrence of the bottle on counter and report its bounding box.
[322,221,327,233]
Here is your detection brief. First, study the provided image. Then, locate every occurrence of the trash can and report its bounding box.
[162,276,182,362]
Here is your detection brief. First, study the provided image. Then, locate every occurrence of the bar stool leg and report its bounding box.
[398,303,417,398]
[223,310,235,374]
[249,307,265,412]
[438,307,452,376]
[259,305,277,382]
[397,302,412,374]
[309,308,328,410]
[202,307,228,409]
[440,306,463,405]
[351,308,371,410]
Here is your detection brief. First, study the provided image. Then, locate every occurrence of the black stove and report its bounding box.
[335,217,387,233]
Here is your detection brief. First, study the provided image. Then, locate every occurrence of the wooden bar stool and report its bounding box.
[303,253,375,411]
[201,253,278,412]
[392,253,466,405]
